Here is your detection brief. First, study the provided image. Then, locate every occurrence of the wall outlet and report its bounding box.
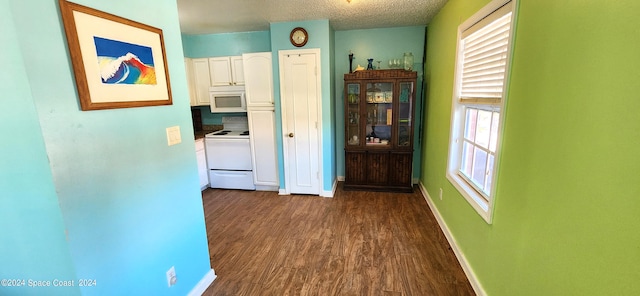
[166,266,177,287]
[439,188,443,200]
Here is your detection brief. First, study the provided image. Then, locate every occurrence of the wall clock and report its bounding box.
[290,27,308,47]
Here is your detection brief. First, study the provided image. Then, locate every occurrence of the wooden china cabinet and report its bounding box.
[344,69,417,192]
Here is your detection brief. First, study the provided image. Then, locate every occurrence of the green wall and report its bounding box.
[3,0,212,294]
[423,0,640,294]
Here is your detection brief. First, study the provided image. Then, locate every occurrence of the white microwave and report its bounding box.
[209,86,246,113]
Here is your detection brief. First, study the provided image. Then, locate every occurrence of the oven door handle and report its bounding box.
[211,171,250,176]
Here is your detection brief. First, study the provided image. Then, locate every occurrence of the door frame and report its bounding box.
[278,48,323,195]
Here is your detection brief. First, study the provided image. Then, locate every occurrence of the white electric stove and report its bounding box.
[205,117,255,190]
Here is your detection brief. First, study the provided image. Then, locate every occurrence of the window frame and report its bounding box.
[446,0,517,224]
[459,107,500,198]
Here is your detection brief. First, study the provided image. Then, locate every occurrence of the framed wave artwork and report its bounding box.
[59,0,172,110]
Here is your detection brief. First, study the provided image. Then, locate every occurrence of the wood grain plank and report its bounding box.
[201,184,474,295]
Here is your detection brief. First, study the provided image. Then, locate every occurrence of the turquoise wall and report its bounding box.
[0,1,79,294]
[270,20,336,192]
[423,0,640,295]
[334,26,426,179]
[182,31,271,58]
[182,31,271,125]
[183,31,271,128]
[184,25,426,192]
[192,108,246,126]
[183,21,337,193]
[3,0,212,295]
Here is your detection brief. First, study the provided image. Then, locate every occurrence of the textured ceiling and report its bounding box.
[177,0,448,34]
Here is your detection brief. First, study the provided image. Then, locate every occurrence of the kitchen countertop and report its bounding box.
[194,131,208,140]
[194,124,223,140]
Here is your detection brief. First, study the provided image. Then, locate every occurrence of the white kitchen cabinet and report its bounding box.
[231,56,245,85]
[248,107,279,190]
[184,58,197,106]
[192,58,213,106]
[245,52,276,190]
[209,56,244,86]
[195,138,209,190]
[243,52,274,107]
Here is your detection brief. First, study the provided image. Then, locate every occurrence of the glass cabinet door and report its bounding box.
[396,81,414,147]
[365,82,393,146]
[346,83,360,146]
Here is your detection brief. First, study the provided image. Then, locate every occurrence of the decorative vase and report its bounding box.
[367,58,374,70]
[349,51,354,73]
[403,52,414,71]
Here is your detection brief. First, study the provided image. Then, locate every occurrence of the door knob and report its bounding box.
[288,133,294,138]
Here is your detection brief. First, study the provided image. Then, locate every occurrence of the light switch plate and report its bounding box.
[166,126,181,146]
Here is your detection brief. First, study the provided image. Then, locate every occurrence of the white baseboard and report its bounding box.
[417,182,486,296]
[255,185,279,191]
[337,176,345,182]
[187,268,216,296]
[279,180,337,197]
[321,178,337,198]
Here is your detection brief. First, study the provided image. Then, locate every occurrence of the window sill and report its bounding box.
[446,171,494,224]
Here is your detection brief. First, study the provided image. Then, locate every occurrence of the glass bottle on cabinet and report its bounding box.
[365,82,393,146]
[397,81,413,147]
[346,83,360,146]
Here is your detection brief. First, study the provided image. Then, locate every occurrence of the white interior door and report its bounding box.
[279,50,321,195]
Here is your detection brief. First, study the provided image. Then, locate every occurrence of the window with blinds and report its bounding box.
[447,0,516,224]
[459,2,513,105]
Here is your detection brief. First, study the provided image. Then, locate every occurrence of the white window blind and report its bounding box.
[460,2,513,102]
[447,0,516,223]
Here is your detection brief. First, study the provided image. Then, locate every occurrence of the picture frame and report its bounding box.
[58,0,172,111]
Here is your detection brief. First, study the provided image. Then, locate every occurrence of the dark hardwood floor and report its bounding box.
[201,184,474,296]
